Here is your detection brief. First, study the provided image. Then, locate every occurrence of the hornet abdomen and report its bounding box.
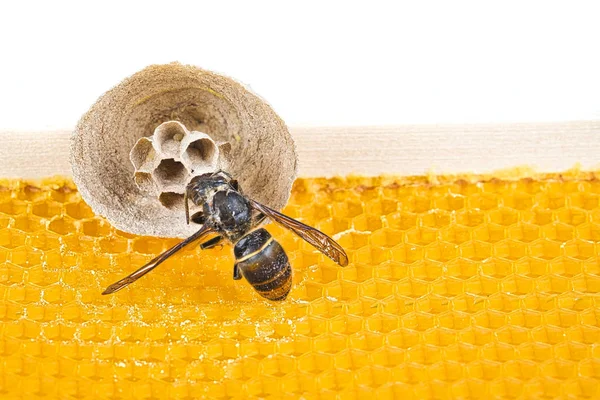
[234,228,292,301]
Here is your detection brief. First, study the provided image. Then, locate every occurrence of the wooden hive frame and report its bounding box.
[1,120,599,178]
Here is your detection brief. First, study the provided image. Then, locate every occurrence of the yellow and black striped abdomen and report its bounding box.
[233,228,292,301]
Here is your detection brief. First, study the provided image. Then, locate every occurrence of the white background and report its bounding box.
[0,1,599,130]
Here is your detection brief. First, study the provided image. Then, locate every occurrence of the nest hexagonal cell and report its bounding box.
[134,172,158,196]
[152,159,189,193]
[158,192,185,209]
[130,137,157,173]
[154,121,187,159]
[181,132,218,173]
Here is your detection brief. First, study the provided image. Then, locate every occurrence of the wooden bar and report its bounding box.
[1,120,599,178]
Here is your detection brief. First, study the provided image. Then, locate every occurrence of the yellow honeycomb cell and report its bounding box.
[0,172,600,399]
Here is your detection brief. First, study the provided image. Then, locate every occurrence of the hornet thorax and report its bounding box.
[186,171,252,241]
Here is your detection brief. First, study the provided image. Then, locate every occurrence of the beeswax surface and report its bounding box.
[1,173,600,399]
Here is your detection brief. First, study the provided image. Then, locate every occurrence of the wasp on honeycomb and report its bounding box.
[103,171,348,300]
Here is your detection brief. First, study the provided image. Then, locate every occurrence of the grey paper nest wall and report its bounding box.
[71,63,297,238]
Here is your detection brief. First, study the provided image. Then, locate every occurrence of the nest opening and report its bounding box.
[159,192,185,209]
[154,121,186,158]
[134,172,157,195]
[130,138,155,172]
[153,159,188,191]
[184,138,217,168]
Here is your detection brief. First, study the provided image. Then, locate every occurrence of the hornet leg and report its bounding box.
[233,264,242,280]
[200,235,224,250]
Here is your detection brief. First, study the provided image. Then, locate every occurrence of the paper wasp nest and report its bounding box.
[129,121,219,206]
[71,63,297,238]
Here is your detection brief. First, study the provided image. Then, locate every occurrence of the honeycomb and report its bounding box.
[1,171,600,399]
